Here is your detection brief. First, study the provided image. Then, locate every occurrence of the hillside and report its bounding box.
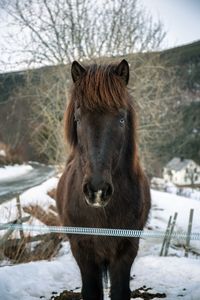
[1,40,200,103]
[0,71,25,103]
[161,40,200,64]
[161,41,200,92]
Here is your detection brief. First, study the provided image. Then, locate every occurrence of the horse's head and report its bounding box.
[66,60,136,208]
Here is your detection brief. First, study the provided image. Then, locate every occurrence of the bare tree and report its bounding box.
[15,65,70,164]
[94,0,165,57]
[126,53,181,175]
[1,0,165,67]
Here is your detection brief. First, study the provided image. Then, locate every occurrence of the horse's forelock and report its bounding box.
[72,64,128,111]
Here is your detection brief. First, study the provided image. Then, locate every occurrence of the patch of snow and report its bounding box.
[0,242,81,300]
[165,182,200,201]
[151,189,200,232]
[0,149,6,157]
[20,177,58,209]
[131,256,200,299]
[0,164,33,182]
[151,177,200,201]
[0,177,58,237]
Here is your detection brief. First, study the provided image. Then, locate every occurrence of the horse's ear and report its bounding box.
[115,59,129,85]
[71,61,86,82]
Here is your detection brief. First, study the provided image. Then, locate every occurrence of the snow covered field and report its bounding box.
[0,176,200,300]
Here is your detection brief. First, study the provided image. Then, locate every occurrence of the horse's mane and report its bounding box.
[64,62,143,175]
[72,64,128,111]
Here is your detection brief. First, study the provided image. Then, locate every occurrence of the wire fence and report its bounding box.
[0,223,200,241]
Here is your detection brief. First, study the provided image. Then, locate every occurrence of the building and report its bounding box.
[163,157,200,186]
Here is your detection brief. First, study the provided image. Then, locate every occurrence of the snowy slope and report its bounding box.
[0,179,200,300]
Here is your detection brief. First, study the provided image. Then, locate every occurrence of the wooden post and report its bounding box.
[160,215,172,256]
[185,209,194,257]
[164,212,178,256]
[16,195,25,240]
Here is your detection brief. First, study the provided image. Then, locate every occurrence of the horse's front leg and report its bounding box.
[109,240,138,300]
[109,260,132,300]
[70,240,103,300]
[80,260,103,300]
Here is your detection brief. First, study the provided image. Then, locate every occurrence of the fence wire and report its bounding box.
[0,223,200,241]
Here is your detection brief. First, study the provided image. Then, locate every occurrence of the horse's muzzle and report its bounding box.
[83,181,113,208]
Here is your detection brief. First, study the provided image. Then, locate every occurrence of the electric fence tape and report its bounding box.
[0,223,200,240]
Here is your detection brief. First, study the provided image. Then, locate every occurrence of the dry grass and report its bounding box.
[0,188,66,264]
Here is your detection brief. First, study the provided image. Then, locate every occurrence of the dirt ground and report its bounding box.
[50,286,166,300]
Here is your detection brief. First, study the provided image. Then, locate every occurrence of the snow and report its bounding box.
[0,243,81,300]
[151,190,200,232]
[131,256,200,299]
[0,176,200,300]
[0,176,58,239]
[0,177,58,224]
[0,164,33,182]
[0,149,6,157]
[20,176,58,209]
[165,181,200,201]
[151,177,200,201]
[0,247,200,300]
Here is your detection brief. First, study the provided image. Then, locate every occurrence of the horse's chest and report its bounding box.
[71,235,133,263]
[94,237,121,259]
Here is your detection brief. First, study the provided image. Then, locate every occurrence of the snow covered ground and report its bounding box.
[0,164,33,182]
[0,176,200,300]
[151,177,200,201]
[0,163,55,202]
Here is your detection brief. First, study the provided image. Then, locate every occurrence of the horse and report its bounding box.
[56,59,151,300]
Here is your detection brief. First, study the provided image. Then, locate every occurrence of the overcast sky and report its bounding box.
[0,0,200,72]
[141,0,200,48]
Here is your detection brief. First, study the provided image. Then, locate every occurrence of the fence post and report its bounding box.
[185,209,194,257]
[164,212,178,256]
[16,195,25,240]
[160,215,172,256]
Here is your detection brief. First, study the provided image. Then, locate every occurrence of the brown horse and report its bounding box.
[56,59,151,300]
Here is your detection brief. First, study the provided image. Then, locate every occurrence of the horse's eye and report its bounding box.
[75,107,81,124]
[119,118,125,126]
[75,114,81,124]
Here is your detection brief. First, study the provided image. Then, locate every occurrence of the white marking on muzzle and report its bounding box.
[95,190,103,203]
[85,190,105,208]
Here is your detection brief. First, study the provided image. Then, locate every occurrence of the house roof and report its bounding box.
[165,157,195,172]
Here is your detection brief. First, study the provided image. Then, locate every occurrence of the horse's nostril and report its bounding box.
[102,183,113,200]
[83,183,93,200]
